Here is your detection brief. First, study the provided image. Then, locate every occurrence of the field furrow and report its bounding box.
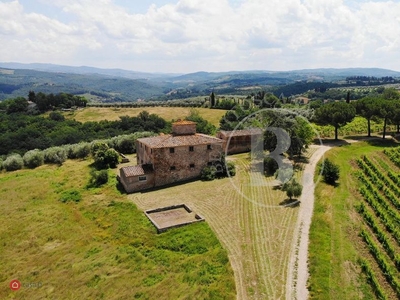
[129,149,320,299]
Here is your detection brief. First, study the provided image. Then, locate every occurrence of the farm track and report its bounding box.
[130,146,327,299]
[286,144,332,300]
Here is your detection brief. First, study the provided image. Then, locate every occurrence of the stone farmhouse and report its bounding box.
[119,120,224,193]
[217,128,263,155]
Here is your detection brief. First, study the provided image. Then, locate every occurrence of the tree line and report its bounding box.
[0,109,168,156]
[314,87,400,140]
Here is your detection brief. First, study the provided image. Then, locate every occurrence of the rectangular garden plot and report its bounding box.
[145,204,205,233]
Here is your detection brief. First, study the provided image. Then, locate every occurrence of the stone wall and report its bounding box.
[152,143,223,187]
[172,123,196,136]
[136,140,153,165]
[119,170,155,193]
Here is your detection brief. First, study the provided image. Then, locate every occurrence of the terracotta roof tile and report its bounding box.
[172,120,197,126]
[121,165,153,177]
[138,133,223,148]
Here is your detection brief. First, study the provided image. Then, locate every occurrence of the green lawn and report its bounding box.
[0,159,235,299]
[308,139,399,299]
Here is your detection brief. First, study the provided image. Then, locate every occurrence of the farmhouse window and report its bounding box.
[169,147,175,153]
[139,176,147,181]
[189,146,194,152]
[190,163,195,168]
[207,162,213,166]
[170,166,176,171]
[207,144,212,150]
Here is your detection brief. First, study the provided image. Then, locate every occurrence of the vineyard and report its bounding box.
[355,149,400,299]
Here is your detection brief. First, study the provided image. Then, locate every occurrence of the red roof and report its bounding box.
[172,120,196,126]
[121,165,153,177]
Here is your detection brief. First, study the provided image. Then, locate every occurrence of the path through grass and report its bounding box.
[131,150,315,299]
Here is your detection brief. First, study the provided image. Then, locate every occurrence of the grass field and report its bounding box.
[308,139,400,299]
[129,149,316,299]
[0,159,235,299]
[65,107,227,127]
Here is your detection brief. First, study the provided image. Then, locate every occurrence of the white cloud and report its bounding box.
[0,0,399,72]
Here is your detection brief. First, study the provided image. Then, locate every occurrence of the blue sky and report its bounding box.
[0,0,399,73]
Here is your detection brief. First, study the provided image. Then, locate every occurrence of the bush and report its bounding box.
[67,143,91,159]
[43,146,67,165]
[59,189,82,203]
[226,161,236,176]
[282,178,303,200]
[92,141,120,169]
[88,169,109,188]
[201,166,217,181]
[275,165,294,184]
[320,158,340,185]
[3,154,24,171]
[264,156,278,176]
[23,149,44,168]
[0,159,3,171]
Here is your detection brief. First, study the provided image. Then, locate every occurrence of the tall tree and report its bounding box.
[314,101,356,140]
[377,99,397,139]
[353,97,380,137]
[210,91,216,107]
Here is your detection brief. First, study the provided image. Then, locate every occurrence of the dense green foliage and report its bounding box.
[281,178,302,200]
[0,109,167,155]
[184,108,216,135]
[23,149,44,168]
[88,169,109,188]
[92,142,120,169]
[355,153,400,299]
[320,158,340,185]
[314,101,356,140]
[2,154,24,171]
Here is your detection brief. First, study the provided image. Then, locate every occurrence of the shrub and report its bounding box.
[67,143,91,159]
[23,149,44,168]
[264,156,278,176]
[201,166,217,181]
[88,169,109,188]
[282,178,303,200]
[226,161,236,176]
[0,159,3,171]
[320,158,340,185]
[275,165,294,184]
[92,142,120,169]
[3,154,24,171]
[59,189,82,203]
[49,111,65,121]
[43,146,67,165]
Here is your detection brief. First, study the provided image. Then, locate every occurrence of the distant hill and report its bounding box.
[0,62,179,80]
[1,63,399,102]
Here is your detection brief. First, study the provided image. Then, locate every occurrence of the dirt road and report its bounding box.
[286,144,332,300]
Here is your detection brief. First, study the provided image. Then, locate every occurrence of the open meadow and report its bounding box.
[128,148,318,299]
[65,107,227,127]
[0,159,235,299]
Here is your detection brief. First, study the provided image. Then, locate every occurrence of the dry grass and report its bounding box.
[0,159,235,299]
[130,151,312,299]
[66,107,227,127]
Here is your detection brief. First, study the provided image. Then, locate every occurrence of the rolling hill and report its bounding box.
[1,63,400,102]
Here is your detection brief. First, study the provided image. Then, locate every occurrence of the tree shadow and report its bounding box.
[318,138,352,147]
[279,199,300,208]
[115,180,127,195]
[293,156,309,164]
